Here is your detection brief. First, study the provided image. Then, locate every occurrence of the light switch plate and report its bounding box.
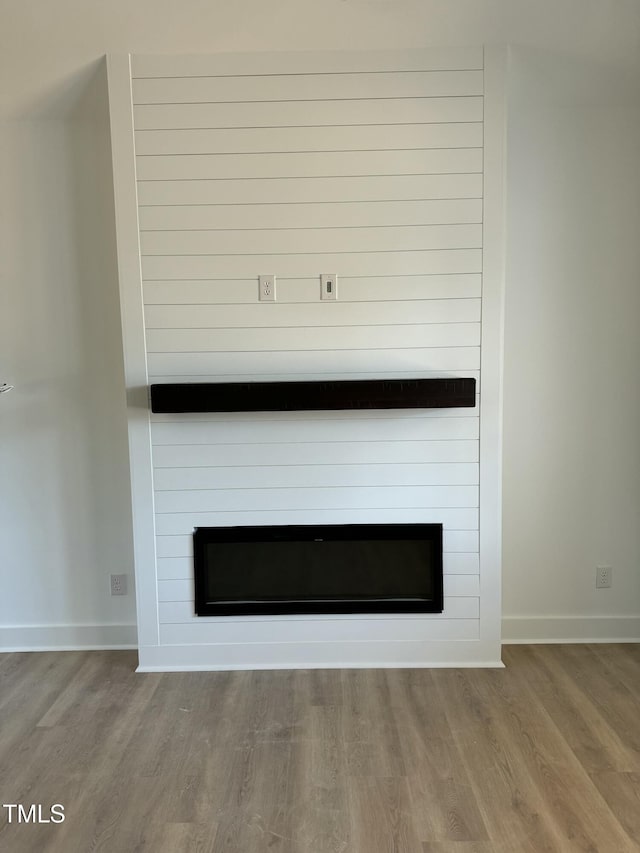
[321,273,338,300]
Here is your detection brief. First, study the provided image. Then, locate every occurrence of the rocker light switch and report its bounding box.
[321,274,338,300]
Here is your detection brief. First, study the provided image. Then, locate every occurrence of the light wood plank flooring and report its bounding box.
[0,644,639,852]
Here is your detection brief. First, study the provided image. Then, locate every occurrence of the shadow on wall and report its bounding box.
[0,59,135,629]
[68,60,136,620]
[2,58,108,121]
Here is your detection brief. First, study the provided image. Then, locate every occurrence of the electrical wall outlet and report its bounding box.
[110,573,128,596]
[259,275,276,301]
[320,273,338,301]
[596,566,612,589]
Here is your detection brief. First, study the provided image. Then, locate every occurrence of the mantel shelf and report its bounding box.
[150,378,476,413]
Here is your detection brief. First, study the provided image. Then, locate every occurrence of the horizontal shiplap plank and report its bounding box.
[155,532,479,559]
[155,506,479,535]
[143,274,483,305]
[150,399,480,421]
[149,370,480,385]
[132,48,485,79]
[158,617,479,645]
[156,540,192,560]
[136,149,482,182]
[133,70,483,105]
[158,576,192,596]
[319,274,483,301]
[158,596,479,623]
[152,439,479,469]
[151,406,481,425]
[134,98,483,131]
[154,462,479,491]
[150,399,479,423]
[444,575,480,597]
[138,173,483,206]
[139,199,483,232]
[146,323,480,353]
[140,224,482,257]
[142,249,482,279]
[151,415,479,445]
[445,553,480,574]
[147,346,480,377]
[444,531,479,553]
[154,485,479,514]
[144,298,481,329]
[135,123,483,156]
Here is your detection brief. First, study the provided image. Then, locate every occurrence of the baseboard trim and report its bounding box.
[502,616,640,644]
[0,623,138,652]
[4,618,637,655]
[137,660,505,673]
[136,639,504,671]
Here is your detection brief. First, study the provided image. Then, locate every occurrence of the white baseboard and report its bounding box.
[502,616,640,644]
[136,639,504,672]
[0,623,138,652]
[4,618,637,656]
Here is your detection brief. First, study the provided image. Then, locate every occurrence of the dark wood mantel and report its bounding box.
[150,378,476,413]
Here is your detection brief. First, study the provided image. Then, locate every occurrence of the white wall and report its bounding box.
[1,0,639,650]
[0,72,137,649]
[502,49,640,641]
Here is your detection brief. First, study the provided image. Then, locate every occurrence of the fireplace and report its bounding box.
[107,47,505,669]
[193,523,443,617]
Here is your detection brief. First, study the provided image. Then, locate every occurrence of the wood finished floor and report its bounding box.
[0,645,639,852]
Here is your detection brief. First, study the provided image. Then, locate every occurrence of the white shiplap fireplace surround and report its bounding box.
[108,47,505,671]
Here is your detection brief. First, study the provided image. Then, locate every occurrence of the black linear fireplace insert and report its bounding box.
[193,523,443,617]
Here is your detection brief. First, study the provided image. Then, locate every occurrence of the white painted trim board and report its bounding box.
[502,616,640,643]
